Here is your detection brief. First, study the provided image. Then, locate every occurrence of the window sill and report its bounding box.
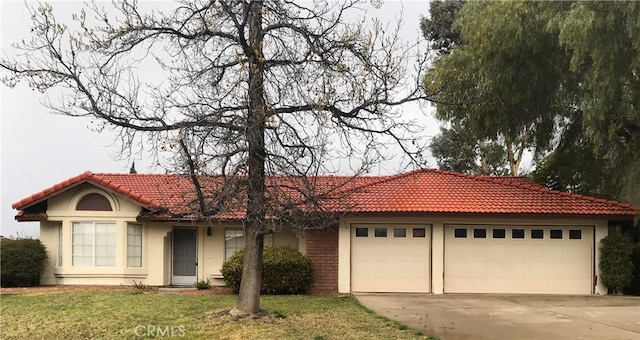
[54,267,148,278]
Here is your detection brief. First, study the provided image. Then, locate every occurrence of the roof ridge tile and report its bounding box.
[335,168,431,194]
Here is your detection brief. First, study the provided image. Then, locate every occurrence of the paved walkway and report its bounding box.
[356,294,640,339]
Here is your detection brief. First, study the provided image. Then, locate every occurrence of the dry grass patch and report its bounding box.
[0,288,432,339]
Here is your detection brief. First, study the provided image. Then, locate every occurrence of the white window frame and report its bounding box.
[72,221,117,267]
[57,223,63,266]
[224,228,244,260]
[127,224,143,267]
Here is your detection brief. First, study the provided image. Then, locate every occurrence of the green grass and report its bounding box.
[0,290,433,339]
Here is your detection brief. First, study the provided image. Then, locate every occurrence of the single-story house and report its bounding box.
[12,169,637,295]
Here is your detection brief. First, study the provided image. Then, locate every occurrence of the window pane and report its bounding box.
[225,229,245,260]
[413,228,426,238]
[454,228,467,238]
[76,193,112,211]
[57,224,63,266]
[95,225,116,267]
[531,229,544,239]
[374,228,387,237]
[94,222,108,233]
[569,230,582,240]
[355,228,368,237]
[492,229,506,239]
[550,229,563,239]
[473,228,486,238]
[127,224,142,267]
[512,229,525,239]
[72,222,93,266]
[72,221,116,267]
[393,228,406,238]
[74,255,92,267]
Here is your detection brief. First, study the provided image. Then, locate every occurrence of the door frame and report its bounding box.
[171,227,198,286]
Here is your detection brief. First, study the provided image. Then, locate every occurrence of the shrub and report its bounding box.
[131,280,152,293]
[194,278,212,290]
[599,233,634,294]
[625,243,640,295]
[221,246,314,295]
[221,251,244,293]
[1,238,48,287]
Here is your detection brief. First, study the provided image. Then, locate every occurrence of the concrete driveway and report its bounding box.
[356,294,640,339]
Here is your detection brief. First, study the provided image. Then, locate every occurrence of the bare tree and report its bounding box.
[1,0,429,315]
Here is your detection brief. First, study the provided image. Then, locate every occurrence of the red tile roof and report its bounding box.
[11,171,162,211]
[345,169,637,216]
[12,169,638,220]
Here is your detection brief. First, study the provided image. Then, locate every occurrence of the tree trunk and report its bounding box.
[231,227,264,316]
[231,0,267,316]
[512,125,529,177]
[504,136,518,176]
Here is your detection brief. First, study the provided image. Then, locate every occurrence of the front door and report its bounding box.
[172,227,197,286]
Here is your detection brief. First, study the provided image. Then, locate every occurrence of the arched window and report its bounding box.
[76,193,112,211]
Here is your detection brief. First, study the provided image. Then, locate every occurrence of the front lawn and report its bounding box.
[0,289,431,339]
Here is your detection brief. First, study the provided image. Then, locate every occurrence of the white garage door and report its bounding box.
[351,224,431,293]
[444,225,593,294]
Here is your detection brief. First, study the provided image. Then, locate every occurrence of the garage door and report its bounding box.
[444,225,593,294]
[351,224,430,293]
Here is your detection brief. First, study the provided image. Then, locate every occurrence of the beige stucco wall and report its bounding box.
[199,223,302,286]
[39,221,61,285]
[38,184,303,286]
[44,185,147,285]
[338,214,609,295]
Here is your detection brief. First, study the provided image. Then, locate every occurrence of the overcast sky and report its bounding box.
[1,0,438,238]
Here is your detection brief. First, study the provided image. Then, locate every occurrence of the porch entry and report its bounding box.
[172,227,197,286]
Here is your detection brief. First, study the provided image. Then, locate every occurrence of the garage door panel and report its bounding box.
[351,225,430,293]
[447,277,584,294]
[445,225,593,294]
[510,244,531,258]
[489,246,511,258]
[354,260,428,276]
[355,277,429,293]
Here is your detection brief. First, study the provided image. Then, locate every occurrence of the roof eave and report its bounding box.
[342,211,637,220]
[15,212,48,222]
[13,181,87,211]
[136,212,243,223]
[14,178,161,212]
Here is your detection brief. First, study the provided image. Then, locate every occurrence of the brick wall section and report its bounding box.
[305,228,339,294]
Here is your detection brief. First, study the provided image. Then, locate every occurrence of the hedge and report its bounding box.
[599,233,634,294]
[1,238,48,287]
[625,243,640,295]
[221,246,314,294]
